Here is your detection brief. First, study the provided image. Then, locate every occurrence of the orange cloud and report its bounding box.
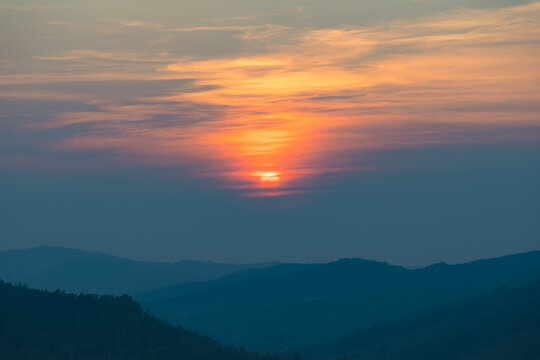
[3,2,540,196]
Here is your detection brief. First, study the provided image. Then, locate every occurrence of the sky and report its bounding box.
[0,0,539,265]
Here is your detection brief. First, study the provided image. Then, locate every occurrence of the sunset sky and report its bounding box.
[1,0,539,264]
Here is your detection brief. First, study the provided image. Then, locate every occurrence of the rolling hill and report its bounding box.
[0,246,279,295]
[0,279,284,360]
[139,251,540,351]
[300,280,540,359]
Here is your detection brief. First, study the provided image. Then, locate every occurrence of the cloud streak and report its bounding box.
[1,1,539,196]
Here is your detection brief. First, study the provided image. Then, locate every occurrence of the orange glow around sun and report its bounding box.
[21,2,540,197]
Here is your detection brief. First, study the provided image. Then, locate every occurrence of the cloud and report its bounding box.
[0,4,64,11]
[121,20,163,29]
[34,49,173,63]
[1,1,539,196]
[170,25,259,32]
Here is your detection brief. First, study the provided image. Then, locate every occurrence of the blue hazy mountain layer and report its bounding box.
[140,251,540,351]
[0,246,279,295]
[136,263,306,303]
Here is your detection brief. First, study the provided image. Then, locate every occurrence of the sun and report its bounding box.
[259,172,280,183]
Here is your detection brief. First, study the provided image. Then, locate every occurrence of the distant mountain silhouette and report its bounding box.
[137,263,306,303]
[300,279,540,359]
[139,251,540,351]
[0,280,284,360]
[0,246,279,295]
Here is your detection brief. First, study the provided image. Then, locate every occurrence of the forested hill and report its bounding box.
[0,280,283,360]
[301,280,540,360]
[140,251,540,351]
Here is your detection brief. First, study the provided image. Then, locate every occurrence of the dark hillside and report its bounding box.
[0,280,283,360]
[302,280,540,360]
[141,251,540,351]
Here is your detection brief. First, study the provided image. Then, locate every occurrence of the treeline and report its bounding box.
[0,280,284,360]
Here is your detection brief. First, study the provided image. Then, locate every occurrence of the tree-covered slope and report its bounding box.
[0,280,283,360]
[141,251,540,351]
[302,280,540,360]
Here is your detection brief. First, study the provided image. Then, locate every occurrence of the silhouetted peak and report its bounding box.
[334,258,387,265]
[422,261,449,270]
[433,261,448,266]
[330,258,398,269]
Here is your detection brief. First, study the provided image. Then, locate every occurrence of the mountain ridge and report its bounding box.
[0,246,280,295]
[139,251,540,351]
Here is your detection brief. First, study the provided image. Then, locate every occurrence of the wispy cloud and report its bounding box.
[35,49,173,63]
[0,4,65,11]
[1,1,539,196]
[121,20,163,29]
